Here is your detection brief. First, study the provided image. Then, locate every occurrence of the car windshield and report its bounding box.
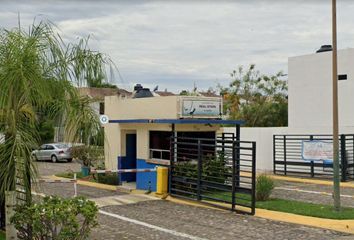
[54,144,69,149]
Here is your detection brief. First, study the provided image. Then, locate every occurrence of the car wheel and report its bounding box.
[51,155,58,163]
[67,158,72,163]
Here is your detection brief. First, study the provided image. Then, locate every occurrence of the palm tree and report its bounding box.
[0,20,114,208]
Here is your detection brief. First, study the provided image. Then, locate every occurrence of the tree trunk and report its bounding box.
[5,191,17,240]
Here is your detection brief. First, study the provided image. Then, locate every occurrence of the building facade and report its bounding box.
[104,95,229,190]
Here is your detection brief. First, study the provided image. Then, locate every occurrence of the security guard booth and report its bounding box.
[104,94,243,192]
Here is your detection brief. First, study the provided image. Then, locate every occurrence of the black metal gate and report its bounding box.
[274,134,354,181]
[169,135,256,215]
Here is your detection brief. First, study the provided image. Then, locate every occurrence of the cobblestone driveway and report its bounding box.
[92,200,351,240]
[36,160,81,177]
[273,180,354,207]
[34,161,120,198]
[35,162,354,240]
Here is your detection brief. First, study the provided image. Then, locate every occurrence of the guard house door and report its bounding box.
[124,134,137,182]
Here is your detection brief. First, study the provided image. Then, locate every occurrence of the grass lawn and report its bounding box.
[256,198,354,220]
[56,171,85,179]
[0,231,5,240]
[202,191,252,206]
[204,191,354,219]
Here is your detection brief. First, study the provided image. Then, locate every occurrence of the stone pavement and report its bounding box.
[34,161,354,240]
[36,160,81,177]
[91,200,351,240]
[93,193,159,207]
[33,182,122,199]
[273,180,354,207]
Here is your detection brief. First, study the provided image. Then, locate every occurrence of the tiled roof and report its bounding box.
[78,87,132,100]
[155,91,175,96]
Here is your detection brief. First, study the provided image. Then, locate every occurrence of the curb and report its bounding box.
[47,174,354,234]
[77,180,117,191]
[48,175,117,191]
[271,175,354,188]
[165,196,354,235]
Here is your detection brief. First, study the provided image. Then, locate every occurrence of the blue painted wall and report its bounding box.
[117,156,137,182]
[117,134,137,182]
[136,159,157,191]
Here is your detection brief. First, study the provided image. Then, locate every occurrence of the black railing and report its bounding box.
[170,135,256,215]
[274,134,354,181]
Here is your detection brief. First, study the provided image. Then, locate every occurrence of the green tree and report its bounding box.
[220,65,288,127]
[0,20,113,206]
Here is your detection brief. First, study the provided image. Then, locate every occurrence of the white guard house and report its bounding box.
[104,91,244,191]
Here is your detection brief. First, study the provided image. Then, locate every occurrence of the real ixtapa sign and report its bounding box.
[302,140,333,161]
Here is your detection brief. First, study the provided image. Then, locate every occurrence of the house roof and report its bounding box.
[155,91,175,96]
[78,87,132,100]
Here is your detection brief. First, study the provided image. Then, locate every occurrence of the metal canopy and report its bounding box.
[109,118,245,125]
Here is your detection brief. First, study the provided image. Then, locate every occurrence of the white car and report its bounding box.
[32,143,72,163]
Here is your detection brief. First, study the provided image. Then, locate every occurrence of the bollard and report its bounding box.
[156,167,168,195]
[74,173,77,197]
[5,191,17,240]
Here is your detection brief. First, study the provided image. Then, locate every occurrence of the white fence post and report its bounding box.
[74,173,77,197]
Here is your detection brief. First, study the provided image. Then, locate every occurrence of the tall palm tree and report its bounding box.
[0,20,114,206]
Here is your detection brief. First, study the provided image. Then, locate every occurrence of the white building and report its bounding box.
[225,48,354,172]
[289,48,354,132]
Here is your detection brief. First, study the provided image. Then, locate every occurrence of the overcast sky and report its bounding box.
[1,0,354,92]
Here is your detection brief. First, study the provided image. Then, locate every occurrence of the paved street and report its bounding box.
[92,200,350,240]
[35,162,353,240]
[273,180,354,208]
[36,160,81,177]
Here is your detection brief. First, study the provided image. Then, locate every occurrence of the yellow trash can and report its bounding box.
[156,166,168,195]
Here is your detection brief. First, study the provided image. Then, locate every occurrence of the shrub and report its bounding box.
[11,196,98,240]
[71,145,104,167]
[202,153,228,183]
[256,174,275,201]
[96,173,120,185]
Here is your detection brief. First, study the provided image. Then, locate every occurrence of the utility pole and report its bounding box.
[332,0,341,211]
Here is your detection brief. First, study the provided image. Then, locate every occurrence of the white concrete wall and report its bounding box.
[223,127,288,172]
[288,48,354,129]
[105,95,222,121]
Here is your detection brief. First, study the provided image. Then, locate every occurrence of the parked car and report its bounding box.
[31,143,72,163]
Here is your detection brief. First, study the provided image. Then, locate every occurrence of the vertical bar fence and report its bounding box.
[273,134,354,181]
[169,135,256,215]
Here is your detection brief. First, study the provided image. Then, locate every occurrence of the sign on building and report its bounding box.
[180,99,222,118]
[302,140,333,161]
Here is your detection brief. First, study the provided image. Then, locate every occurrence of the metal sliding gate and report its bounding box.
[274,134,354,181]
[169,135,256,215]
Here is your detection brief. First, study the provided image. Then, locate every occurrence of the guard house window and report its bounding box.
[149,131,171,160]
[99,102,105,114]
